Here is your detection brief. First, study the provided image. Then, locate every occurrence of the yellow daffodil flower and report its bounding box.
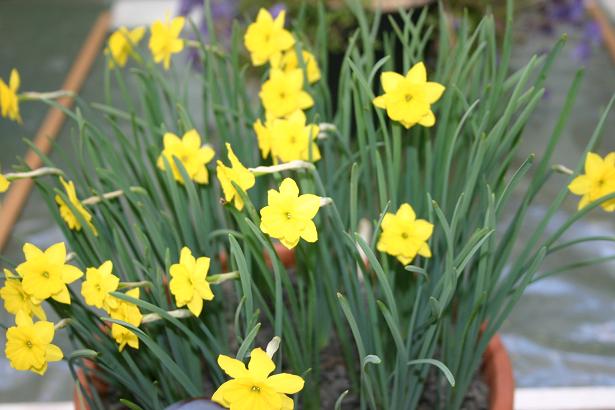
[16,242,83,304]
[109,288,142,352]
[81,261,120,311]
[149,16,185,70]
[377,203,434,265]
[169,247,214,317]
[0,174,10,192]
[568,152,615,211]
[216,143,255,210]
[373,62,445,129]
[0,69,22,123]
[270,110,320,163]
[1,269,46,320]
[259,68,314,119]
[271,49,321,84]
[107,26,145,69]
[253,118,273,159]
[55,177,98,236]
[244,8,295,66]
[212,347,304,410]
[5,312,63,375]
[260,178,320,249]
[157,129,215,184]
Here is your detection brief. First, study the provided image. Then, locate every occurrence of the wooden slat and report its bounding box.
[587,0,615,65]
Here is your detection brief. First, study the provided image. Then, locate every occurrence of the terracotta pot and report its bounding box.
[74,332,513,410]
[482,333,515,410]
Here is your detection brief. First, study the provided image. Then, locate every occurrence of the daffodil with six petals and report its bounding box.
[169,247,214,317]
[16,242,83,304]
[260,178,320,249]
[212,347,304,410]
[568,152,615,212]
[4,312,63,375]
[157,129,216,184]
[373,62,445,129]
[244,8,295,66]
[377,203,434,265]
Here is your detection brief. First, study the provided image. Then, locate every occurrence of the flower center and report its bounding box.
[404,94,413,102]
[180,154,190,162]
[42,271,50,279]
[26,340,33,349]
[279,91,286,100]
[401,232,409,239]
[95,284,102,292]
[251,385,261,392]
[285,212,292,220]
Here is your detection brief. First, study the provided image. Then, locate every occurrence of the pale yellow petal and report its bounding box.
[51,286,71,304]
[373,95,386,109]
[406,61,427,83]
[267,373,305,394]
[248,348,276,379]
[45,242,67,265]
[585,152,603,176]
[568,175,591,195]
[217,354,249,379]
[381,71,404,93]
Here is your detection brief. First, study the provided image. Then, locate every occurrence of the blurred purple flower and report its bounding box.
[212,1,236,20]
[177,0,203,16]
[548,0,585,25]
[571,21,602,62]
[177,0,238,70]
[269,3,286,18]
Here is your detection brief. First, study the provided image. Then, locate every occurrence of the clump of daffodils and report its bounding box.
[2,4,614,410]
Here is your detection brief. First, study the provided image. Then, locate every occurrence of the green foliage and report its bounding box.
[3,0,613,409]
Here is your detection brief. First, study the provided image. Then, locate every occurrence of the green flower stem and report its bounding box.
[20,90,74,101]
[184,39,225,57]
[4,167,64,180]
[141,309,192,324]
[118,281,152,290]
[249,161,315,176]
